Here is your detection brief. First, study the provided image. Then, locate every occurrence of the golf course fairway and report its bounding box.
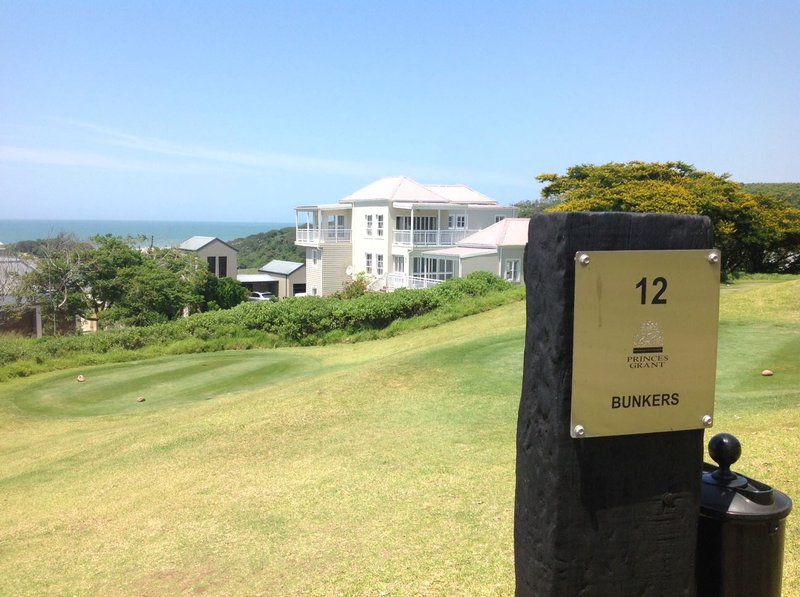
[0,279,797,594]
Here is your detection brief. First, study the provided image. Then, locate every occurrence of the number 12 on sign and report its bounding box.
[636,277,668,304]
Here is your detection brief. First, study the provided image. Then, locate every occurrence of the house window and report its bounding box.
[218,256,227,277]
[376,215,384,237]
[396,215,438,230]
[412,257,454,280]
[495,215,506,223]
[448,215,466,229]
[207,256,216,273]
[376,254,384,275]
[415,216,437,230]
[505,259,521,283]
[366,214,373,236]
[392,254,405,273]
[365,252,373,274]
[311,249,320,265]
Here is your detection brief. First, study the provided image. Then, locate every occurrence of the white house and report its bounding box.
[421,217,529,285]
[295,176,519,295]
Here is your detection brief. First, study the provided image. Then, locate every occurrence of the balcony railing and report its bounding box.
[392,229,475,247]
[296,228,351,244]
[386,273,449,290]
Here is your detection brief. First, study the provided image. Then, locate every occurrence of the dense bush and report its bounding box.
[0,272,518,377]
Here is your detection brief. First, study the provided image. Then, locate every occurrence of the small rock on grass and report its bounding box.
[76,375,86,382]
[761,369,774,377]
[136,396,146,402]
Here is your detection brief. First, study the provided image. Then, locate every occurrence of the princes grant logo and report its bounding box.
[633,321,663,354]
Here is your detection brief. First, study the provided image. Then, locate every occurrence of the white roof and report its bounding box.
[422,246,497,258]
[456,218,530,249]
[393,202,513,211]
[341,176,446,204]
[423,184,497,205]
[296,203,352,211]
[259,259,304,275]
[237,273,278,283]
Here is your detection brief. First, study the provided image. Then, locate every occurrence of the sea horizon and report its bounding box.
[0,219,294,247]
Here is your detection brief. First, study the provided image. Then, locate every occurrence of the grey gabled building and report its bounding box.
[178,236,238,278]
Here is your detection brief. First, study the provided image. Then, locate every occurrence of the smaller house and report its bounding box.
[0,255,42,337]
[236,273,279,295]
[420,217,529,286]
[258,260,306,298]
[179,236,238,278]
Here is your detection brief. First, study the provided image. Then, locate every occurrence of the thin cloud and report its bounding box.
[0,145,245,175]
[0,146,148,170]
[69,121,533,187]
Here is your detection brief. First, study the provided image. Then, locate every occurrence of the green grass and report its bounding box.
[0,279,797,594]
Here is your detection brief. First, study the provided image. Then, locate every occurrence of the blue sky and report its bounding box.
[1,1,798,222]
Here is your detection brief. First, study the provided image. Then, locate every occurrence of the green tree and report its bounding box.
[203,275,248,310]
[539,161,800,274]
[15,235,209,332]
[12,234,90,334]
[742,183,800,208]
[101,259,193,327]
[231,227,305,269]
[514,197,563,217]
[81,235,144,320]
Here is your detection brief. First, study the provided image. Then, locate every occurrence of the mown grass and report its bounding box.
[0,278,797,594]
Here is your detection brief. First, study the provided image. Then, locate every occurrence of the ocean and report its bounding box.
[0,219,293,247]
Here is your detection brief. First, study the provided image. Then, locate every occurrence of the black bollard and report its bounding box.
[515,212,713,596]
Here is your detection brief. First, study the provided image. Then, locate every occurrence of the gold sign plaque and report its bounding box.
[570,249,721,438]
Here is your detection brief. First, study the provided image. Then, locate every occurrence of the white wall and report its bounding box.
[351,202,392,276]
[466,207,518,231]
[460,253,500,278]
[497,247,525,283]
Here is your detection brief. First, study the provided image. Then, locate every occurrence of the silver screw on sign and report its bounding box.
[707,252,720,264]
[578,254,590,266]
[573,424,586,437]
[702,415,713,427]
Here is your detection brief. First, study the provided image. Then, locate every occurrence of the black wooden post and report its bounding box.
[515,212,713,596]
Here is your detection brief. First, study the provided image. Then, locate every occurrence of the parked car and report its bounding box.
[248,291,276,301]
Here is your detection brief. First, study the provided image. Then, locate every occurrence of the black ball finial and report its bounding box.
[708,433,741,482]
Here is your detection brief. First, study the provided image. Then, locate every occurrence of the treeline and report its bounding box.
[0,272,521,380]
[516,162,800,274]
[231,226,305,269]
[12,234,248,331]
[741,183,800,208]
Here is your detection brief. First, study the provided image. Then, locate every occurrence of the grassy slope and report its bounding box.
[0,280,798,594]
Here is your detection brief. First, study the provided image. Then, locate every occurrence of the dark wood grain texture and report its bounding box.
[515,212,713,596]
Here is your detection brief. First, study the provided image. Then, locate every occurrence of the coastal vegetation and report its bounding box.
[741,182,800,208]
[10,234,248,331]
[0,272,522,381]
[515,163,800,274]
[230,226,305,269]
[0,276,796,593]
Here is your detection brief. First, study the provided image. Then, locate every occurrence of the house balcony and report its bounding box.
[392,229,476,247]
[296,228,352,246]
[386,273,449,290]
